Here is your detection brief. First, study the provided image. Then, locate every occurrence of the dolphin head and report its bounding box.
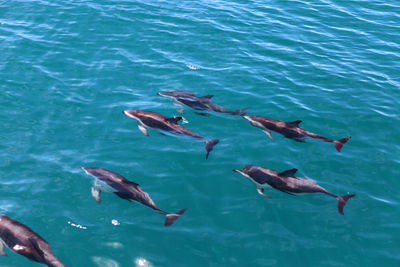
[122,109,142,121]
[157,90,196,99]
[233,165,253,180]
[157,90,176,98]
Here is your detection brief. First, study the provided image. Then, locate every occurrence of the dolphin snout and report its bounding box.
[122,110,138,119]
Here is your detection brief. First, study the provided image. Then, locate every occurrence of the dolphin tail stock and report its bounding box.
[333,137,351,152]
[164,208,187,227]
[205,139,220,159]
[337,194,356,215]
[232,107,249,116]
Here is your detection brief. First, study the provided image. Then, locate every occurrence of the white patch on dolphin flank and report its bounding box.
[13,244,24,251]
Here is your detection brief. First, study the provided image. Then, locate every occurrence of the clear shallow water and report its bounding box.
[1,0,399,266]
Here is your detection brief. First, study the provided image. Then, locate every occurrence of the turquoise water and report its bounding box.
[1,0,399,266]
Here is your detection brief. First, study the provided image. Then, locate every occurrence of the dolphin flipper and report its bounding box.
[138,125,149,136]
[263,130,274,140]
[0,241,7,256]
[91,186,102,203]
[256,188,272,199]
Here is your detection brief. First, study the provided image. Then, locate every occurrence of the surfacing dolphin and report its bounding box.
[0,215,66,267]
[123,109,219,159]
[233,165,355,215]
[80,167,187,227]
[157,90,248,116]
[243,115,351,152]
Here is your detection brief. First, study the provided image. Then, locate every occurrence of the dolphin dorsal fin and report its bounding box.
[202,95,214,99]
[287,120,302,127]
[278,168,298,177]
[166,116,182,124]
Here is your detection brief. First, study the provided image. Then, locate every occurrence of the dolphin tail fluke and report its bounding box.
[337,194,355,215]
[205,139,220,159]
[334,137,351,152]
[164,208,187,227]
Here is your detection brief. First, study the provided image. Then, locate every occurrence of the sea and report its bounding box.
[0,0,399,266]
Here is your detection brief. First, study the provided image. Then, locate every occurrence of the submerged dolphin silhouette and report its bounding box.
[0,215,66,267]
[233,165,355,215]
[243,115,350,152]
[122,109,219,159]
[157,90,248,116]
[81,167,187,227]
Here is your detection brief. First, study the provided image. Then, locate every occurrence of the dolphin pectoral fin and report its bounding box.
[263,130,274,140]
[181,117,189,124]
[257,188,272,199]
[138,125,149,136]
[91,186,102,203]
[0,242,7,256]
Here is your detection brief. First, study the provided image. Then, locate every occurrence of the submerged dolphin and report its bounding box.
[243,115,351,152]
[80,167,187,227]
[0,215,65,267]
[157,90,248,116]
[233,165,355,215]
[123,109,219,159]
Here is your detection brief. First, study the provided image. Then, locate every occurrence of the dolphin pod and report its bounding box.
[243,115,351,152]
[157,90,248,116]
[122,109,220,159]
[0,215,66,267]
[233,165,355,215]
[2,90,356,265]
[81,167,187,227]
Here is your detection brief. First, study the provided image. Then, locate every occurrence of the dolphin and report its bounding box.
[122,109,219,159]
[243,115,351,152]
[157,90,248,116]
[80,167,187,227]
[0,215,65,267]
[233,165,355,215]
